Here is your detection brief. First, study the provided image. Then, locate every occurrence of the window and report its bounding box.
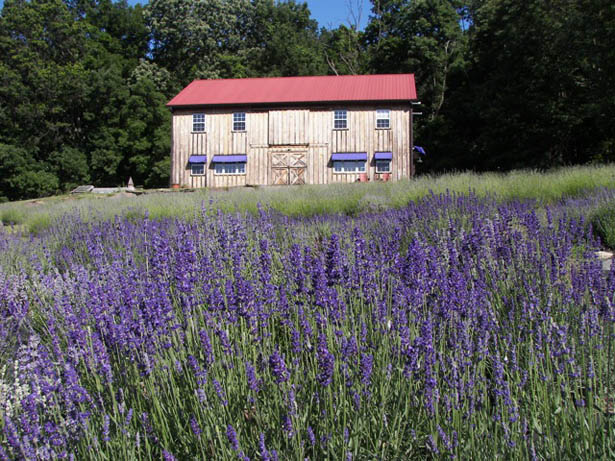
[193,113,205,132]
[233,112,246,131]
[376,160,391,173]
[376,110,390,129]
[333,160,366,173]
[191,163,205,176]
[334,110,347,129]
[215,162,246,175]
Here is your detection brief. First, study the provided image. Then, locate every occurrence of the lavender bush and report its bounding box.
[1,191,614,459]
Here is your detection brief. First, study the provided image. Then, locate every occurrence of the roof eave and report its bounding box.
[166,98,418,110]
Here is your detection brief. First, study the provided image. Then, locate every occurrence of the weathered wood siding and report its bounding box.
[170,104,413,188]
[269,110,309,146]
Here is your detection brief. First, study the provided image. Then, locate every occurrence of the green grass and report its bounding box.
[0,208,25,226]
[591,201,615,249]
[1,164,615,234]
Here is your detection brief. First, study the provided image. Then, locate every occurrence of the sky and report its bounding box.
[0,0,372,30]
[306,0,371,30]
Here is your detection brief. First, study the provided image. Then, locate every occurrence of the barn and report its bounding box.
[166,74,418,188]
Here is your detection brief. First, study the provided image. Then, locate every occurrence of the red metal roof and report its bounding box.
[167,74,417,107]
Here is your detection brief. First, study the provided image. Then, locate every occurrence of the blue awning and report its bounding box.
[331,152,367,161]
[413,146,426,155]
[374,152,392,160]
[212,155,247,163]
[188,155,207,163]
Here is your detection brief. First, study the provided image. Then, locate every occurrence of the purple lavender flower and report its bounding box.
[268,348,289,384]
[258,433,271,461]
[162,450,176,461]
[360,353,373,387]
[190,416,201,438]
[307,426,316,446]
[102,414,110,442]
[199,329,215,367]
[226,424,239,451]
[245,361,260,393]
[317,334,335,387]
[325,233,343,286]
[125,408,133,426]
[213,379,228,406]
[282,415,294,438]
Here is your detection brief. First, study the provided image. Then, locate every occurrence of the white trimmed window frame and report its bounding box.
[190,162,205,176]
[214,162,246,175]
[375,159,391,173]
[376,109,390,129]
[192,113,206,132]
[333,160,366,173]
[334,110,348,129]
[233,112,246,132]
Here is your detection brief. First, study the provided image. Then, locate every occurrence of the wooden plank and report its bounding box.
[289,152,306,168]
[290,167,305,185]
[272,168,288,185]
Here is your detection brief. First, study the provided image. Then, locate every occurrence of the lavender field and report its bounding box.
[1,188,615,460]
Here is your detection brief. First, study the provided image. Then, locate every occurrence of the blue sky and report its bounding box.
[0,0,372,30]
[307,0,371,30]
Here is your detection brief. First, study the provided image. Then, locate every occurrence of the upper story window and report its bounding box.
[376,109,390,129]
[233,112,246,131]
[192,114,205,132]
[193,113,205,132]
[334,110,347,129]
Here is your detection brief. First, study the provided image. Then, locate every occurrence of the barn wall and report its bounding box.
[170,104,413,188]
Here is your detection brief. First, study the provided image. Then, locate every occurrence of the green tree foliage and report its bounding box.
[0,144,59,201]
[145,0,256,84]
[321,25,367,75]
[574,0,615,162]
[461,0,615,170]
[0,0,172,199]
[467,0,581,169]
[248,0,328,76]
[121,74,171,188]
[0,0,90,158]
[365,0,467,120]
[363,0,470,174]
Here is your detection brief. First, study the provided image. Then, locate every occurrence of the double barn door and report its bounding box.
[271,151,306,185]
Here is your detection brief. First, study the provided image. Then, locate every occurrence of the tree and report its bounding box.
[321,25,366,75]
[0,144,59,201]
[145,0,255,85]
[467,0,593,169]
[365,0,467,120]
[248,0,327,77]
[120,73,171,188]
[0,0,91,157]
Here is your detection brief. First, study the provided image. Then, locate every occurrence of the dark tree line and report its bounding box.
[0,0,613,201]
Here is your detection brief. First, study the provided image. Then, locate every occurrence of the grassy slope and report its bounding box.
[1,164,615,233]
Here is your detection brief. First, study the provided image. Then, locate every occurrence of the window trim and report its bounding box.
[333,109,348,130]
[376,109,390,129]
[333,160,366,174]
[233,112,246,132]
[190,162,205,176]
[214,162,246,176]
[192,113,206,132]
[375,159,392,173]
